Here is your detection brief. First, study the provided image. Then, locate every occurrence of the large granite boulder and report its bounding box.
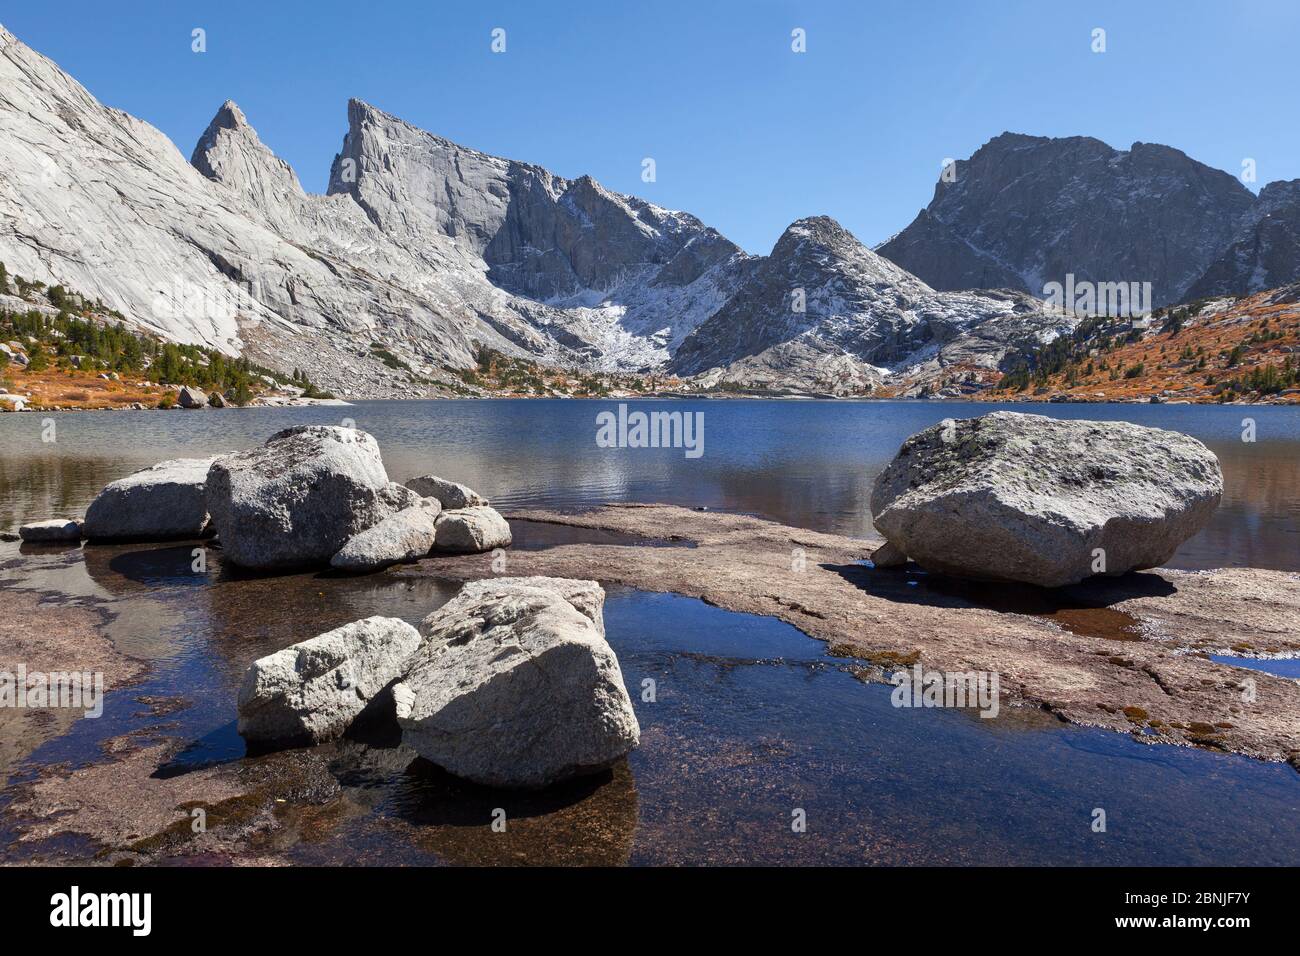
[178,385,208,409]
[237,616,421,746]
[405,474,487,509]
[330,500,441,573]
[83,457,218,541]
[869,412,1223,587]
[394,578,639,788]
[432,505,512,553]
[206,426,404,570]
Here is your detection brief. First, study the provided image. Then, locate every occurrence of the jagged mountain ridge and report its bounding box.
[8,22,1286,400]
[0,23,746,394]
[670,216,1073,395]
[0,23,567,397]
[878,132,1259,307]
[324,98,753,366]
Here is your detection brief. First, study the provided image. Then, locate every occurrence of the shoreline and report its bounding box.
[3,392,1297,412]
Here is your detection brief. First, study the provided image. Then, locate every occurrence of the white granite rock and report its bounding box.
[432,506,512,553]
[237,616,421,746]
[83,457,217,540]
[395,579,638,788]
[870,412,1223,587]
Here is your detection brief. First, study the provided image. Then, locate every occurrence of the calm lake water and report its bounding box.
[1,399,1298,865]
[1,399,1298,570]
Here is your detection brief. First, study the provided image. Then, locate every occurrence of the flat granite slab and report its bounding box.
[391,503,1300,770]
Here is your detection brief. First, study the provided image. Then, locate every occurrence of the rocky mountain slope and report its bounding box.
[10,23,1289,401]
[670,217,1073,395]
[878,133,1259,306]
[1186,180,1300,300]
[984,286,1300,404]
[0,24,535,397]
[0,24,746,395]
[324,98,753,368]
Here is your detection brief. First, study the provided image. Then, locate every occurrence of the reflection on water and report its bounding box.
[1,399,1297,571]
[2,540,1298,865]
[1210,656,1300,679]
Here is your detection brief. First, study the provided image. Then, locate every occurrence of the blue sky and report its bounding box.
[5,0,1298,254]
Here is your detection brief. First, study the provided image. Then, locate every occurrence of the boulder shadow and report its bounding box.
[825,561,1178,641]
[104,543,210,588]
[375,755,640,866]
[152,720,247,778]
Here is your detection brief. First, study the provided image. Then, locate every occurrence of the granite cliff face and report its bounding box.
[878,133,1257,307]
[325,99,752,366]
[671,217,1072,395]
[0,25,290,353]
[0,24,746,392]
[0,24,574,395]
[188,99,552,376]
[1186,179,1300,299]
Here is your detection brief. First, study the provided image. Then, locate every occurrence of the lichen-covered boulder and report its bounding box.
[394,578,638,788]
[206,426,402,570]
[869,412,1223,587]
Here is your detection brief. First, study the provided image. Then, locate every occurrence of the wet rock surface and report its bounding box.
[2,529,1299,866]
[18,518,82,542]
[396,503,1300,767]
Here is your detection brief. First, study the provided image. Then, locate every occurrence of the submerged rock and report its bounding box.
[433,505,512,553]
[869,412,1223,588]
[206,426,399,570]
[83,457,218,541]
[237,616,421,746]
[394,578,639,788]
[330,500,441,573]
[405,474,487,509]
[18,518,83,542]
